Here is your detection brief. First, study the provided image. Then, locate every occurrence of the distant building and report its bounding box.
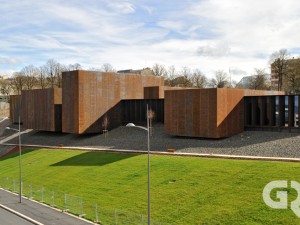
[271,58,300,90]
[117,68,154,76]
[236,75,270,89]
[236,75,256,89]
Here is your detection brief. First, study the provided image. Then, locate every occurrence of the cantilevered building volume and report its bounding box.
[62,70,164,134]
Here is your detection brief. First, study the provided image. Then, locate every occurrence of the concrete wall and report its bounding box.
[62,70,164,134]
[22,88,62,131]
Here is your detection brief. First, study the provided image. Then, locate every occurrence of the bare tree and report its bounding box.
[0,78,12,95]
[55,63,67,88]
[284,58,300,94]
[45,59,58,88]
[249,68,270,90]
[269,49,289,91]
[209,70,230,88]
[68,63,82,71]
[12,72,26,94]
[44,60,66,88]
[190,69,207,88]
[101,63,115,72]
[180,66,193,87]
[165,65,177,86]
[152,63,166,77]
[171,76,193,87]
[38,66,49,89]
[21,65,38,90]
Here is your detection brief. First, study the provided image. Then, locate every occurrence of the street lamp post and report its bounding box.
[126,104,151,225]
[6,115,22,203]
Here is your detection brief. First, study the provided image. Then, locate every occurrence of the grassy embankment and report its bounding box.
[0,148,299,224]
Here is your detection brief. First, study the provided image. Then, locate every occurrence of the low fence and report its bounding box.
[0,177,170,225]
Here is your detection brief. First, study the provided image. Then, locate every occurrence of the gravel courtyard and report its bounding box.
[2,123,300,158]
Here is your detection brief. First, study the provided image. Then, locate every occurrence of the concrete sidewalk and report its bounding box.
[0,189,95,225]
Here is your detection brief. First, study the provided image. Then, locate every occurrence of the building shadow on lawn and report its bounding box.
[50,151,138,166]
[0,148,35,160]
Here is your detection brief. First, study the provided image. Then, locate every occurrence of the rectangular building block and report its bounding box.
[62,70,164,134]
[21,88,62,131]
[165,88,285,138]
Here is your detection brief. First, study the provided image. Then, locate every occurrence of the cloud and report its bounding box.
[157,20,184,31]
[197,42,231,57]
[188,0,300,54]
[0,56,21,65]
[1,0,300,79]
[229,68,247,76]
[108,2,136,14]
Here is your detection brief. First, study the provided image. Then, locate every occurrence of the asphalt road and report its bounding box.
[0,189,94,225]
[0,207,34,225]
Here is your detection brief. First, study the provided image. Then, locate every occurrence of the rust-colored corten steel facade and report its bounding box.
[12,68,287,138]
[62,70,164,134]
[9,95,22,124]
[164,88,285,138]
[22,88,62,131]
[144,86,183,99]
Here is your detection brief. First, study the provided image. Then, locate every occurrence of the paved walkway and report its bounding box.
[0,129,32,145]
[0,189,95,225]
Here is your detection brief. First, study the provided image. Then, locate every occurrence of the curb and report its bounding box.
[2,143,300,163]
[0,203,44,225]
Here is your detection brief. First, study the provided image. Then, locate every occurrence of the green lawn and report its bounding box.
[1,148,300,225]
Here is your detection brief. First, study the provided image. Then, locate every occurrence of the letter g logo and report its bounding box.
[263,180,300,217]
[263,180,288,209]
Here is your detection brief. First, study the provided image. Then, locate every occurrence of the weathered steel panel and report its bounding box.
[216,88,244,138]
[165,88,223,138]
[21,88,62,131]
[9,95,22,124]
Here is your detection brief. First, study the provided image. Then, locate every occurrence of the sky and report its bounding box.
[1,0,300,81]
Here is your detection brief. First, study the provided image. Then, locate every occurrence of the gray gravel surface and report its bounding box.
[2,123,300,158]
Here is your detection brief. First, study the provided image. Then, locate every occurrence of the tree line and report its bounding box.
[0,60,236,96]
[0,59,82,95]
[1,49,299,96]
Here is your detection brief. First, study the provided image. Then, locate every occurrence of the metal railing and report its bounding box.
[0,177,170,225]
